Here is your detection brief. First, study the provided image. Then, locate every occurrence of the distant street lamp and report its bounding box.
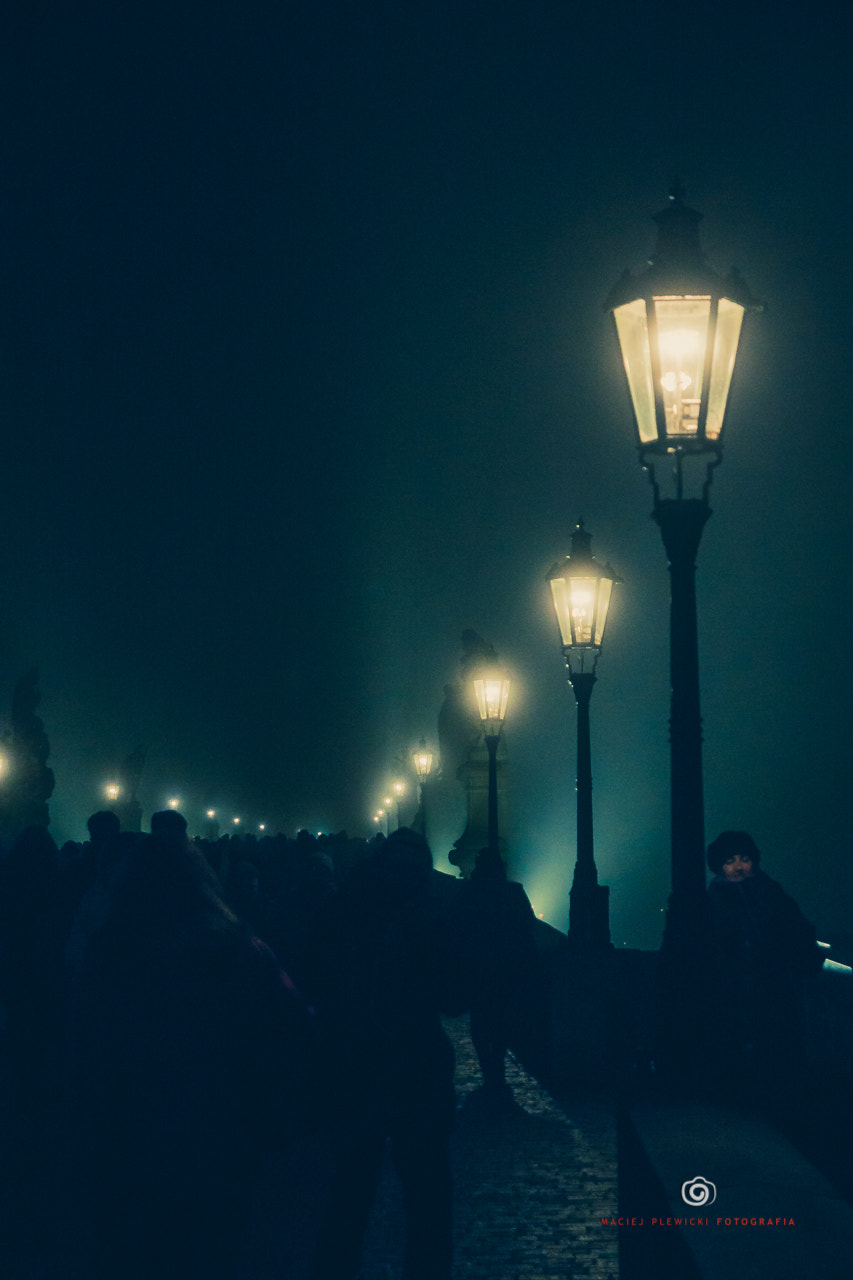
[472,667,510,854]
[548,521,621,947]
[104,782,121,803]
[167,796,181,811]
[392,779,405,828]
[607,183,759,1070]
[412,739,434,838]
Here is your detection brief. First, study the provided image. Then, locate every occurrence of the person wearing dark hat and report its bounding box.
[705,830,823,1098]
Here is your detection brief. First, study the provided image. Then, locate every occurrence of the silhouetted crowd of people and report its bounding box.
[0,814,544,1280]
[0,811,830,1279]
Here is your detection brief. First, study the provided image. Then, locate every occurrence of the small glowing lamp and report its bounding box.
[412,740,434,779]
[105,782,121,802]
[393,780,405,798]
[473,669,510,738]
[206,809,216,819]
[232,816,241,826]
[167,797,180,810]
[607,184,759,459]
[548,521,621,658]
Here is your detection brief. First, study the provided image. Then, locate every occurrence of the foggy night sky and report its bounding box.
[1,2,849,949]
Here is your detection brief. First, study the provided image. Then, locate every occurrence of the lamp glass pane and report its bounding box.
[568,576,598,645]
[653,296,711,438]
[613,299,656,444]
[474,677,509,723]
[706,297,744,440]
[594,578,613,645]
[549,577,573,647]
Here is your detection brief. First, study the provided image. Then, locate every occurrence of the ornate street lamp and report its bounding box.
[607,183,759,1071]
[472,667,510,853]
[104,781,121,803]
[392,779,405,828]
[547,520,621,947]
[412,739,434,838]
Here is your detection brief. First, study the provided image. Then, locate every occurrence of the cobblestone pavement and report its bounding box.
[358,1015,619,1280]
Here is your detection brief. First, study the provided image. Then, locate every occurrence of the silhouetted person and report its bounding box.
[458,846,539,1103]
[0,825,75,1277]
[309,827,465,1280]
[65,830,141,992]
[705,830,823,1101]
[64,819,317,1280]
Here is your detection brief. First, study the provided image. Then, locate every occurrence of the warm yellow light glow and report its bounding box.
[105,782,121,801]
[206,809,216,819]
[0,755,7,781]
[393,780,405,797]
[383,795,393,807]
[168,797,180,810]
[474,674,510,728]
[550,572,614,649]
[413,746,434,778]
[654,296,710,437]
[259,823,266,831]
[613,298,655,444]
[656,324,703,363]
[232,817,241,825]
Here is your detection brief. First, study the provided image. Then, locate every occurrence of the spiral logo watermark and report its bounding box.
[681,1176,717,1207]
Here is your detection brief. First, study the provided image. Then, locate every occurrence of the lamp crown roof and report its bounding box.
[651,181,705,270]
[546,520,623,582]
[605,185,762,312]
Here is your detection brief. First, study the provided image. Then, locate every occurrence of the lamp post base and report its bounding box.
[568,880,612,950]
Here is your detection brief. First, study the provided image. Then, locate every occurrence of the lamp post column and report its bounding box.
[485,732,499,852]
[656,498,711,919]
[654,496,713,1078]
[567,671,610,948]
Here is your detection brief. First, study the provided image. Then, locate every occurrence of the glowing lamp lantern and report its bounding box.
[413,742,434,779]
[105,782,121,802]
[607,185,757,462]
[473,668,510,853]
[548,520,620,666]
[473,671,510,737]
